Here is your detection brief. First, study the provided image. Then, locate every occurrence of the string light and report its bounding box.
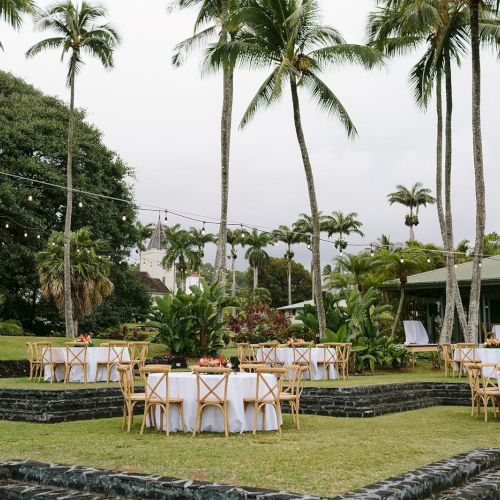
[37,234,40,239]
[427,256,431,263]
[400,257,404,264]
[370,245,374,257]
[4,223,8,229]
[23,232,28,238]
[273,240,278,246]
[164,210,168,223]
[339,247,343,255]
[201,222,206,237]
[27,195,33,202]
[78,201,83,208]
[121,215,127,221]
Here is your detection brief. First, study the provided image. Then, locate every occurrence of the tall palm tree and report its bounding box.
[0,0,36,48]
[244,229,270,289]
[172,0,244,287]
[36,228,113,336]
[26,1,120,338]
[189,226,215,271]
[387,182,435,241]
[323,210,364,253]
[226,228,246,296]
[369,0,469,341]
[162,224,198,291]
[325,253,373,292]
[208,0,382,336]
[273,224,301,305]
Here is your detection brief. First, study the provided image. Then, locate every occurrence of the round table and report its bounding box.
[43,346,130,383]
[257,347,337,380]
[146,372,280,433]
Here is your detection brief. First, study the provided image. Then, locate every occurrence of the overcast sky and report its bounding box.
[2,0,499,270]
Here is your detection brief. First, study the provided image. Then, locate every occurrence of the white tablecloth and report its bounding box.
[146,372,280,433]
[492,325,500,340]
[43,347,130,383]
[403,320,429,345]
[256,347,337,380]
[454,347,500,380]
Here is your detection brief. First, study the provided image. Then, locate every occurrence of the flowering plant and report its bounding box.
[79,334,93,346]
[484,338,500,349]
[198,355,232,369]
[288,337,305,344]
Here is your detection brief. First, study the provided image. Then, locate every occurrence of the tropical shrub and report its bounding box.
[228,305,291,344]
[153,280,235,356]
[0,320,24,336]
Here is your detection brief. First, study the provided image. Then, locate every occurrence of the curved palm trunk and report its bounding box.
[467,0,486,343]
[64,73,76,338]
[290,78,326,335]
[231,255,237,296]
[287,258,292,305]
[213,4,234,287]
[253,266,258,290]
[391,286,405,337]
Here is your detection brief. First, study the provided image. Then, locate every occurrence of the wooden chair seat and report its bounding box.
[130,393,146,401]
[117,364,146,432]
[243,397,276,404]
[147,396,183,403]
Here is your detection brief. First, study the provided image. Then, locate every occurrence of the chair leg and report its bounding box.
[252,403,258,435]
[224,403,229,438]
[165,404,170,436]
[193,406,201,437]
[128,402,135,432]
[178,402,187,433]
[140,403,149,434]
[275,402,282,434]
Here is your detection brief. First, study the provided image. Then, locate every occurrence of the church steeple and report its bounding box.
[147,216,165,251]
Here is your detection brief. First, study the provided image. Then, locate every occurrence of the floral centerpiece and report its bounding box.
[484,338,500,349]
[78,334,93,346]
[198,355,232,369]
[288,337,305,345]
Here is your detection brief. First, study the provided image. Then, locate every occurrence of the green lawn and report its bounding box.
[0,335,168,361]
[0,408,498,497]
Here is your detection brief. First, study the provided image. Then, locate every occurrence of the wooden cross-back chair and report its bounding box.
[456,343,477,377]
[95,343,127,383]
[464,362,482,418]
[140,365,186,436]
[318,342,351,380]
[117,364,146,432]
[26,342,41,381]
[64,343,88,384]
[244,366,286,435]
[191,367,231,437]
[441,343,457,378]
[236,343,256,365]
[239,363,263,373]
[280,364,307,430]
[32,341,55,382]
[316,343,335,380]
[258,342,280,367]
[291,342,313,380]
[128,341,149,376]
[477,363,500,422]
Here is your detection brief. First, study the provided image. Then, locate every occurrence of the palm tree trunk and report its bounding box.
[287,258,292,306]
[63,72,76,338]
[213,3,233,287]
[290,77,326,335]
[467,0,486,343]
[311,261,314,301]
[231,255,236,296]
[253,266,258,290]
[391,286,405,337]
[409,206,415,242]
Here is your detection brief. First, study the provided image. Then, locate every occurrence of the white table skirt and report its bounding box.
[43,347,130,383]
[403,320,429,345]
[454,347,500,380]
[256,347,337,381]
[146,372,280,433]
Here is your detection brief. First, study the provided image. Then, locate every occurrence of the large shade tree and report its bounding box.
[26,1,120,337]
[36,228,113,336]
[387,182,435,242]
[208,0,382,336]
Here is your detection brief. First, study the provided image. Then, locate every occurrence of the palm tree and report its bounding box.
[0,0,36,48]
[207,0,382,335]
[172,0,244,287]
[323,211,364,253]
[36,228,113,336]
[387,182,435,241]
[189,226,215,271]
[374,249,425,336]
[244,229,270,289]
[325,253,373,292]
[226,228,246,296]
[377,234,396,252]
[26,1,120,338]
[369,0,469,341]
[162,224,198,291]
[273,225,301,305]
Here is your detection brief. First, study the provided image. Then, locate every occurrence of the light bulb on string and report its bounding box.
[27,195,33,202]
[23,232,28,238]
[454,263,458,268]
[4,223,9,229]
[121,215,127,222]
[37,234,40,239]
[400,257,404,264]
[370,245,374,257]
[273,240,278,246]
[78,201,83,208]
[240,224,245,238]
[164,210,168,223]
[427,255,431,263]
[339,247,343,255]
[201,222,206,237]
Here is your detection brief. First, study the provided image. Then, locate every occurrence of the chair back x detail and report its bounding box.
[291,342,313,380]
[64,343,88,384]
[258,342,279,367]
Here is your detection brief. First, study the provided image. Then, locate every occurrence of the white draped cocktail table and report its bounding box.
[256,347,337,380]
[43,346,130,383]
[454,347,500,380]
[146,372,280,433]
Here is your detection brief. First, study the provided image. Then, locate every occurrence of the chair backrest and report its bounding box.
[456,343,477,363]
[255,366,286,403]
[291,342,313,365]
[464,363,481,393]
[236,343,254,364]
[140,364,171,402]
[239,363,262,373]
[259,343,278,366]
[65,345,87,365]
[478,363,499,393]
[34,341,52,363]
[441,343,455,364]
[333,343,351,365]
[191,367,230,405]
[317,343,336,364]
[26,342,34,363]
[117,364,135,398]
[107,343,127,364]
[128,341,149,363]
[283,364,306,397]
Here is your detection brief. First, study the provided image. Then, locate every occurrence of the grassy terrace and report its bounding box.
[0,408,498,497]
